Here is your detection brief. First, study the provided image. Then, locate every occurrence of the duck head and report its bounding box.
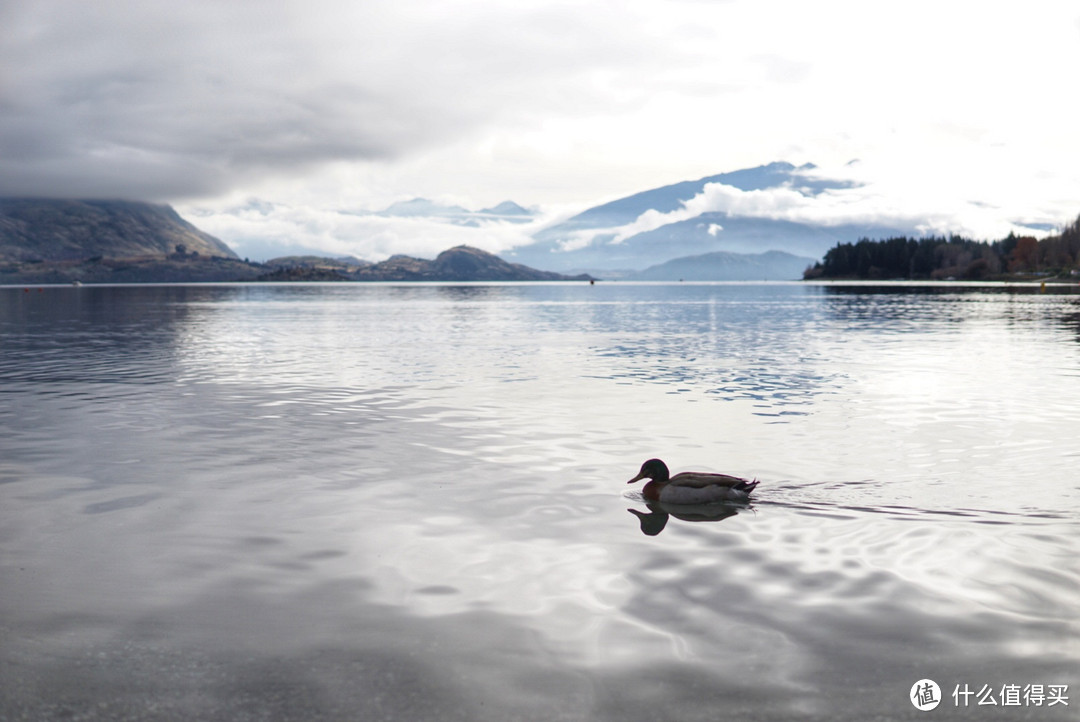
[627,458,670,484]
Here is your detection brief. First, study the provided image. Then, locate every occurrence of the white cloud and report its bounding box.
[554,230,603,254]
[180,197,565,262]
[609,206,698,244]
[573,162,1065,252]
[0,0,687,201]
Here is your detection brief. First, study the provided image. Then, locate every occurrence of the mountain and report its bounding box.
[351,245,590,282]
[632,250,816,281]
[549,161,844,230]
[0,198,237,261]
[369,198,535,226]
[377,198,471,218]
[502,162,917,273]
[479,200,531,217]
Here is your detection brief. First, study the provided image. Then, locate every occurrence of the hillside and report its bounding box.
[0,199,237,261]
[805,217,1080,280]
[257,246,590,282]
[501,162,920,273]
[633,250,817,281]
[351,245,590,282]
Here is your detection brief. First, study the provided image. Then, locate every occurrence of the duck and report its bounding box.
[626,458,758,504]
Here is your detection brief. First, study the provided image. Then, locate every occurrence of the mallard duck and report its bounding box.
[626,458,758,504]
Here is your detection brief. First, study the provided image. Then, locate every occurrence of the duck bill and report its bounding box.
[626,472,647,484]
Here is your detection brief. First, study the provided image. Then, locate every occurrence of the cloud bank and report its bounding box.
[581,163,1063,253]
[0,0,675,200]
[182,198,559,262]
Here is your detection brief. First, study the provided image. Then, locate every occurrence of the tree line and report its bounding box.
[804,213,1080,280]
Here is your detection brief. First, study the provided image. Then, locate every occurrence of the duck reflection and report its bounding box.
[628,500,745,536]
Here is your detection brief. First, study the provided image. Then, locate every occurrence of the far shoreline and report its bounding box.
[5,278,1079,293]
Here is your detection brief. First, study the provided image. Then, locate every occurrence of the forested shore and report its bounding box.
[804,214,1080,280]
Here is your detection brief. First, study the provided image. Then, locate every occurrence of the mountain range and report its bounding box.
[0,200,585,284]
[365,198,534,227]
[352,245,587,281]
[5,161,1042,283]
[502,162,918,275]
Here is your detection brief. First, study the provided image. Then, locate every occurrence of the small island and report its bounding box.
[253,245,591,283]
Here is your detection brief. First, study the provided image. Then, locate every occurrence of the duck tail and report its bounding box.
[734,479,758,495]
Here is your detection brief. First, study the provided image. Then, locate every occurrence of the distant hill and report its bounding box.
[367,197,536,226]
[479,200,531,217]
[257,246,589,282]
[632,250,817,281]
[377,198,472,218]
[351,245,589,282]
[0,198,237,261]
[264,255,371,270]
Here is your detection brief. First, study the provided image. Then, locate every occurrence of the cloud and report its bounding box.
[179,197,558,262]
[584,165,1062,249]
[0,0,680,201]
[1,1,478,199]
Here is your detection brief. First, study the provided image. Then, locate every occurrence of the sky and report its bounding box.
[2,0,1079,262]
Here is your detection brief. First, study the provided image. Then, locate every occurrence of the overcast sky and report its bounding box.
[3,0,1078,260]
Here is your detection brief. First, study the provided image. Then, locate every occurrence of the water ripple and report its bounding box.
[2,283,1078,721]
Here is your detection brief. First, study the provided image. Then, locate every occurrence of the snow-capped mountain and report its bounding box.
[372,198,534,226]
[503,162,918,272]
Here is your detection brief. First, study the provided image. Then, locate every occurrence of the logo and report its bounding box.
[911,679,942,711]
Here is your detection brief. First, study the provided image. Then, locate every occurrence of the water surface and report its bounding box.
[1,282,1078,720]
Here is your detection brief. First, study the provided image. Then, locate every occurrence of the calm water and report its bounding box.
[1,282,1078,721]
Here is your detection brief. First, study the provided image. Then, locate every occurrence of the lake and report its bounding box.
[1,281,1077,721]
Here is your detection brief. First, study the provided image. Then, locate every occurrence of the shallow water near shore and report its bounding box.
[1,281,1078,720]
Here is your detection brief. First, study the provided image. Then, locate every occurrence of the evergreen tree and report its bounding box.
[804,215,1080,280]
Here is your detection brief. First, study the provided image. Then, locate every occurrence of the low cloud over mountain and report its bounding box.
[181,161,1063,272]
[503,162,1057,273]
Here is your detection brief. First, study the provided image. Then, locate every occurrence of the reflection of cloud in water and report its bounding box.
[358,500,648,666]
[587,295,841,412]
[593,337,832,411]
